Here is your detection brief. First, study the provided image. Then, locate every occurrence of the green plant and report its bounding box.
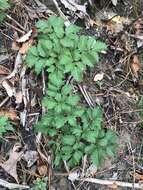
[0,116,14,138]
[26,16,117,167]
[30,177,48,190]
[0,0,10,23]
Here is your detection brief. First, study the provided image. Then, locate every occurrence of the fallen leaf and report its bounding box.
[68,170,80,182]
[134,19,142,35]
[0,65,11,75]
[2,80,16,97]
[60,0,87,15]
[23,150,38,168]
[17,30,33,43]
[0,143,25,182]
[15,91,23,104]
[86,164,97,177]
[38,164,48,176]
[19,39,33,54]
[89,19,98,27]
[108,182,118,189]
[135,172,143,180]
[94,73,104,82]
[0,109,18,121]
[131,55,140,76]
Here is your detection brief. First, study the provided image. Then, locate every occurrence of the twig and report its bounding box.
[42,69,46,94]
[78,85,94,107]
[4,52,22,80]
[0,29,13,40]
[0,178,29,189]
[5,22,25,34]
[79,178,143,189]
[81,155,87,178]
[0,97,9,108]
[128,141,136,189]
[52,0,67,19]
[6,14,26,31]
[82,85,94,106]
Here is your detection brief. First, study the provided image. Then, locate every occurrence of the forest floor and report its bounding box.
[1,0,143,189]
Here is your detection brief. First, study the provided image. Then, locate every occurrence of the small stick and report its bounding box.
[0,178,29,189]
[0,29,13,40]
[52,0,67,19]
[79,178,143,189]
[0,97,9,108]
[6,14,26,31]
[78,85,93,107]
[5,22,25,34]
[82,85,94,107]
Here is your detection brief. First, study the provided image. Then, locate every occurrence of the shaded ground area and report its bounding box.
[1,0,143,189]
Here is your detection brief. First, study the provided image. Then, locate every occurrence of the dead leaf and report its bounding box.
[38,164,48,176]
[12,40,20,51]
[134,19,142,35]
[15,91,23,104]
[19,39,33,54]
[86,164,97,177]
[68,170,80,182]
[130,171,143,181]
[135,172,143,181]
[131,55,140,76]
[60,0,87,15]
[94,73,104,82]
[0,143,25,182]
[89,19,98,27]
[0,65,11,75]
[0,109,17,121]
[2,80,16,97]
[108,182,118,189]
[17,30,33,43]
[23,150,38,168]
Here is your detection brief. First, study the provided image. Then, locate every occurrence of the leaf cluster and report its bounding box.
[0,0,10,24]
[26,16,117,168]
[26,16,107,81]
[30,177,48,190]
[0,116,14,138]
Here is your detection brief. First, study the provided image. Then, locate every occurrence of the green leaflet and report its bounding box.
[0,116,14,138]
[62,135,76,146]
[0,0,10,24]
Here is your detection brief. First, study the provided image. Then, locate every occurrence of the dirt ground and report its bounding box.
[1,0,143,189]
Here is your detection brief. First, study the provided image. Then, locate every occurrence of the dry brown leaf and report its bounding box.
[131,55,140,75]
[19,39,33,54]
[2,80,16,97]
[89,19,98,27]
[108,182,118,189]
[12,40,20,51]
[38,164,48,176]
[134,172,143,181]
[23,150,38,168]
[0,143,24,183]
[0,109,17,121]
[15,91,23,104]
[60,0,86,14]
[0,65,11,75]
[134,19,142,35]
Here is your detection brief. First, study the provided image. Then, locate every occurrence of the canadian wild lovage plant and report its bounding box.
[26,16,118,167]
